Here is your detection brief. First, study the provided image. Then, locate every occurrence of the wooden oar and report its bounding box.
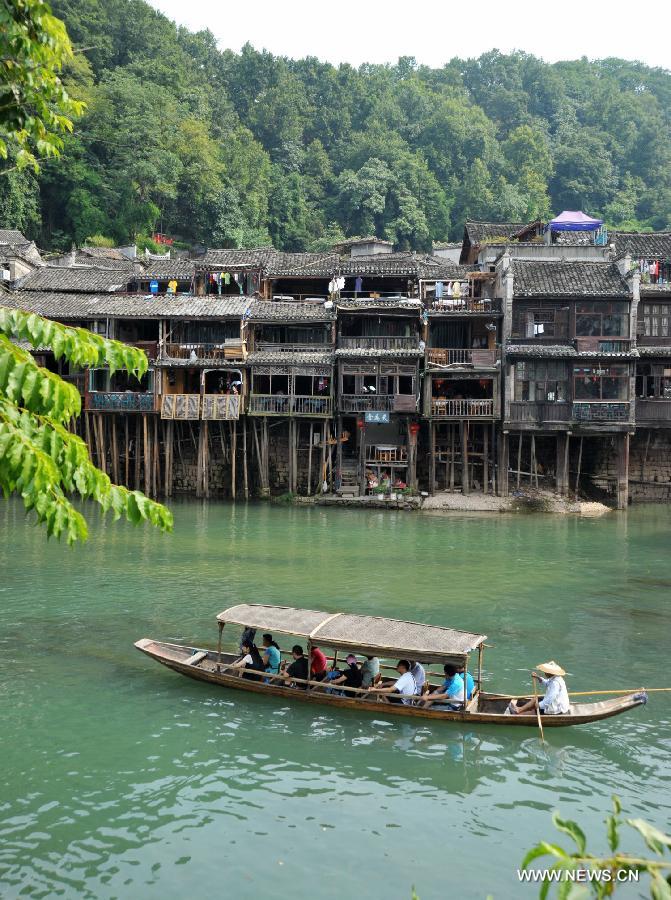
[532,674,545,744]
[568,687,670,697]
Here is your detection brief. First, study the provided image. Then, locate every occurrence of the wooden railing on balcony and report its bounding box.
[338,336,419,351]
[163,342,245,361]
[431,398,494,418]
[365,445,408,464]
[430,298,501,314]
[508,402,571,424]
[161,393,201,420]
[255,342,331,353]
[636,399,671,423]
[88,391,155,412]
[427,348,497,366]
[339,394,417,413]
[248,394,333,416]
[573,402,630,422]
[202,394,240,420]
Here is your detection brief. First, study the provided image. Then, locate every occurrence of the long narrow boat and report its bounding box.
[135,604,647,728]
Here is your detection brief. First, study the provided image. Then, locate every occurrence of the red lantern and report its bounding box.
[357,417,365,430]
[409,422,420,436]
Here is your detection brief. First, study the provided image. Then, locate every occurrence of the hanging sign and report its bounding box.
[365,411,390,424]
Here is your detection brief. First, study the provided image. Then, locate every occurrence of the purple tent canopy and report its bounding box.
[547,210,604,232]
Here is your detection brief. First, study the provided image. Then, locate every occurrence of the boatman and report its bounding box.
[511,661,570,716]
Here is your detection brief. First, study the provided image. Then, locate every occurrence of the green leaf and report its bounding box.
[606,815,620,853]
[627,819,671,856]
[612,795,622,816]
[553,814,587,855]
[651,871,671,900]
[521,843,554,869]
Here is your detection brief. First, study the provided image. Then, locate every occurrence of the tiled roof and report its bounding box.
[154,357,246,369]
[639,282,671,295]
[432,242,462,250]
[637,346,671,357]
[265,252,341,277]
[551,231,594,246]
[506,344,577,358]
[464,222,529,245]
[335,348,423,359]
[247,300,334,322]
[1,291,251,319]
[247,350,334,365]
[511,260,630,297]
[198,248,276,268]
[613,232,671,259]
[0,229,28,244]
[134,258,196,279]
[15,266,134,293]
[336,299,421,312]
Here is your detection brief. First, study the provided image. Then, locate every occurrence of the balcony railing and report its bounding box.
[573,402,630,422]
[636,399,671,423]
[202,394,240,420]
[88,391,155,412]
[427,348,497,367]
[430,298,501,314]
[248,394,333,416]
[508,402,572,424]
[365,445,408,464]
[255,342,331,353]
[163,342,245,362]
[161,394,201,420]
[339,394,417,413]
[431,399,494,418]
[338,336,419,351]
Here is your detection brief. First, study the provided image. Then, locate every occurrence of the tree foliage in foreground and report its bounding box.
[0,0,84,171]
[522,796,671,898]
[0,307,173,543]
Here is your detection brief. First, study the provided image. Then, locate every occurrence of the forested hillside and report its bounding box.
[2,0,670,251]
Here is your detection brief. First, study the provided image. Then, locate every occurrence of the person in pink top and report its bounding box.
[310,646,328,682]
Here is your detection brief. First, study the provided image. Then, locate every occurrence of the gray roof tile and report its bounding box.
[247,300,334,322]
[335,348,423,359]
[1,291,250,319]
[16,266,134,293]
[247,350,334,365]
[511,260,630,297]
[613,231,671,258]
[0,229,28,244]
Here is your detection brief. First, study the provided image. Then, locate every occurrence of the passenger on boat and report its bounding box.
[409,661,426,694]
[239,626,257,654]
[511,661,570,716]
[367,660,417,704]
[360,656,380,689]
[421,664,465,710]
[458,666,475,700]
[231,640,265,679]
[261,633,281,681]
[325,654,364,696]
[310,646,328,682]
[279,645,309,689]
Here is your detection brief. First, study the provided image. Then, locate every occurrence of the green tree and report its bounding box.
[0,308,172,543]
[0,0,84,170]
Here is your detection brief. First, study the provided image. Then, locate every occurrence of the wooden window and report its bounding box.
[641,304,671,338]
[514,361,568,402]
[575,302,628,338]
[573,364,629,401]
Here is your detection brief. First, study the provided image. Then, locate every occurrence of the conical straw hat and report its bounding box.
[537,660,566,677]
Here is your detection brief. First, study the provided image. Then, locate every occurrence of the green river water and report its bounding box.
[1,499,670,900]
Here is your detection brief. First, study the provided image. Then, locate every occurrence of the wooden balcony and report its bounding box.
[427,348,497,367]
[636,399,671,425]
[254,342,332,353]
[573,402,630,422]
[430,298,501,314]
[339,394,417,413]
[202,394,240,420]
[163,342,245,362]
[338,336,419,351]
[161,393,241,420]
[88,391,156,412]
[508,402,572,424]
[430,398,494,418]
[365,444,408,464]
[248,394,333,416]
[161,394,201,420]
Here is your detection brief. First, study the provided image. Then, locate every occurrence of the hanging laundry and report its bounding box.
[167,279,178,294]
[223,272,231,285]
[435,281,444,299]
[354,276,363,295]
[452,281,461,298]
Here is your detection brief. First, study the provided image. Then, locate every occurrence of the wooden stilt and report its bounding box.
[516,434,523,489]
[575,436,583,497]
[165,420,174,498]
[230,420,237,500]
[429,421,436,495]
[143,414,150,496]
[531,434,537,488]
[617,432,630,510]
[491,423,497,495]
[483,424,489,494]
[321,423,327,493]
[307,422,314,496]
[153,415,160,498]
[242,417,248,499]
[203,421,210,500]
[124,415,130,487]
[196,421,203,499]
[84,411,93,462]
[498,431,508,497]
[135,415,141,490]
[449,424,455,490]
[110,416,119,484]
[461,421,470,495]
[263,419,269,495]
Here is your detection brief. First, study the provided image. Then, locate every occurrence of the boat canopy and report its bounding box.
[217,604,486,664]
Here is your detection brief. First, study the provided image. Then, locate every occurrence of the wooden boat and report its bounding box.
[135,604,647,728]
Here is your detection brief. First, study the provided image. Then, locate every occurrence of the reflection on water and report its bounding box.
[1,500,670,899]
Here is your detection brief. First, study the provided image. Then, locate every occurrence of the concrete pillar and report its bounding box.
[617,432,630,510]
